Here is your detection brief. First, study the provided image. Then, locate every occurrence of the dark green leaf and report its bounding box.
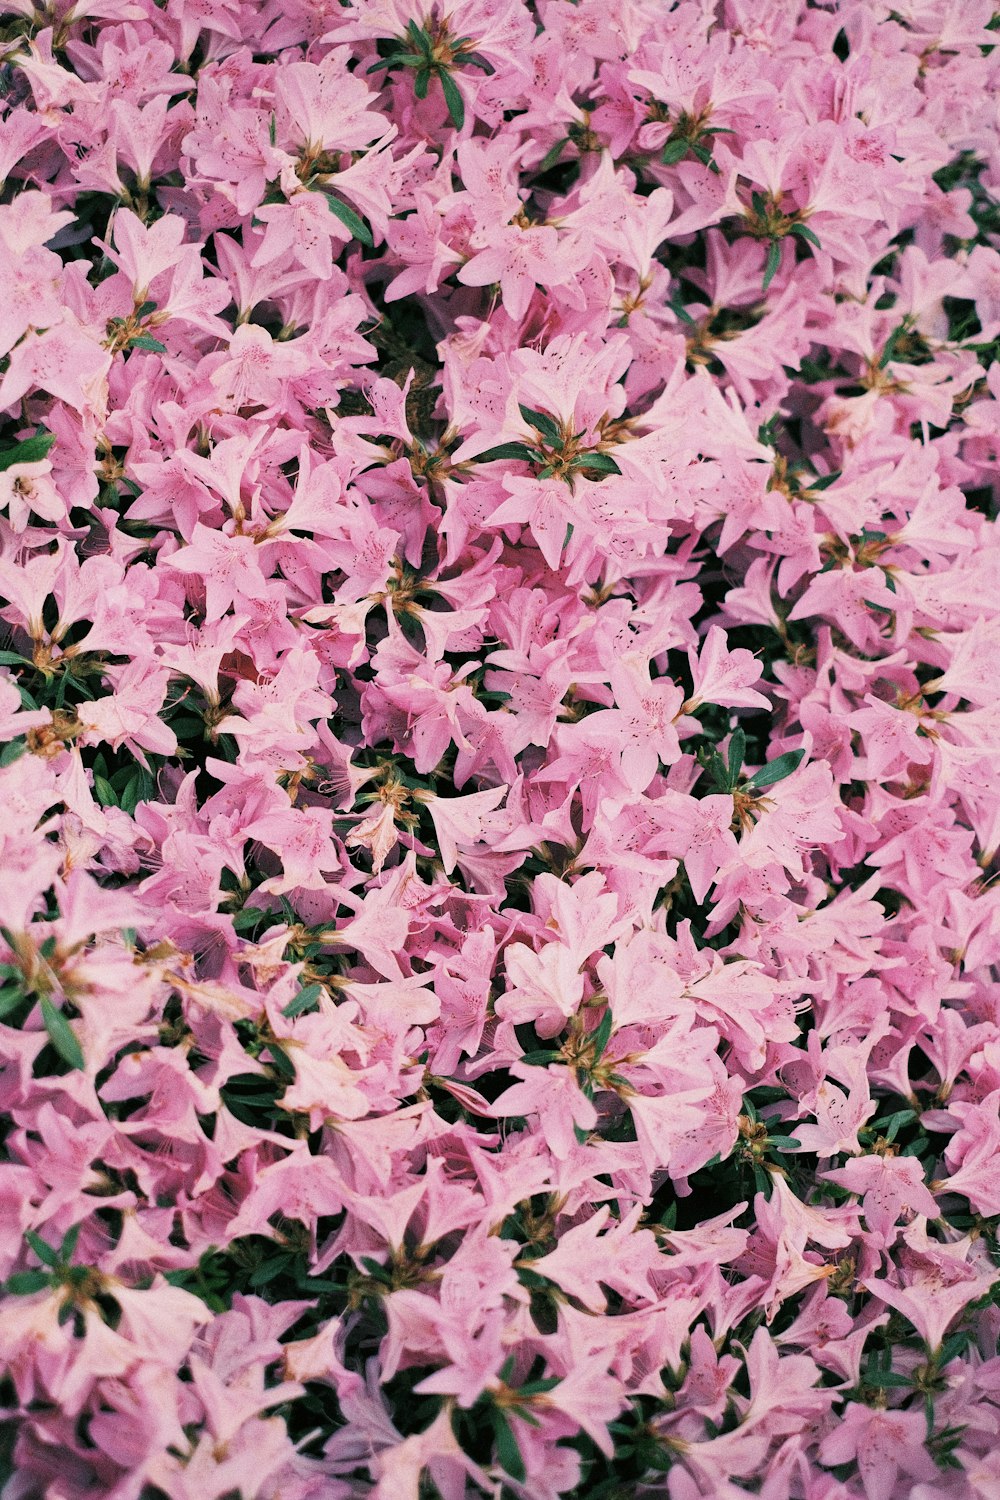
[60,1224,81,1262]
[94,775,117,808]
[790,222,822,249]
[462,51,495,74]
[24,1230,59,1267]
[0,650,29,666]
[39,996,85,1071]
[129,335,167,353]
[438,67,465,129]
[766,1134,802,1150]
[866,1369,914,1388]
[135,300,158,318]
[406,18,431,53]
[728,727,746,784]
[661,138,688,165]
[538,137,569,172]
[517,1376,561,1395]
[366,52,412,73]
[806,469,842,491]
[570,452,622,475]
[879,324,906,369]
[938,1331,971,1365]
[282,982,323,1019]
[491,1408,526,1482]
[519,1049,559,1066]
[0,433,55,471]
[0,740,25,767]
[518,405,562,443]
[474,442,537,464]
[0,985,26,1018]
[414,66,430,99]
[708,750,729,790]
[324,196,374,248]
[748,749,805,788]
[591,1007,614,1062]
[4,1270,52,1295]
[762,238,782,292]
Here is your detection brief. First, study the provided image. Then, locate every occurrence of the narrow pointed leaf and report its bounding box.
[324,196,375,248]
[282,982,323,1018]
[762,237,782,292]
[518,405,562,443]
[438,67,465,129]
[728,727,746,784]
[474,442,537,464]
[790,222,822,248]
[0,433,55,471]
[748,749,805,788]
[39,995,85,1070]
[24,1230,60,1267]
[491,1409,526,1482]
[570,452,621,475]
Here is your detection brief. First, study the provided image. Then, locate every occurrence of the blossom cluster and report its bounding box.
[1,0,1000,1496]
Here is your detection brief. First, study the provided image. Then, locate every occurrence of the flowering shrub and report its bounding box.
[2,0,1000,1496]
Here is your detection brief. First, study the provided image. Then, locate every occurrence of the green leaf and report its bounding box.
[438,66,465,129]
[669,294,695,325]
[0,739,25,767]
[790,222,822,249]
[728,727,746,785]
[0,433,55,471]
[463,51,495,74]
[879,323,906,369]
[490,1408,526,1482]
[24,1230,59,1267]
[367,52,413,73]
[661,138,688,165]
[282,982,323,1018]
[517,1376,561,1396]
[518,405,562,443]
[570,452,622,475]
[751,191,767,217]
[591,1007,614,1062]
[766,1134,802,1150]
[135,300,158,318]
[414,66,430,99]
[519,1049,559,1067]
[129,335,167,353]
[39,995,85,1071]
[94,775,117,808]
[538,136,569,172]
[474,441,537,464]
[708,750,729,790]
[938,1331,971,1365]
[0,650,29,666]
[762,237,782,292]
[866,1369,914,1388]
[406,18,431,53]
[60,1224,81,1262]
[0,985,26,1018]
[748,749,805,788]
[806,469,842,491]
[324,195,375,248]
[4,1270,52,1295]
[690,141,718,170]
